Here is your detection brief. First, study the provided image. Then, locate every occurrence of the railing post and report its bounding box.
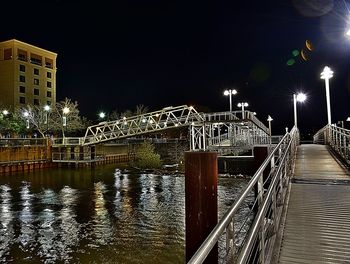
[185,151,218,263]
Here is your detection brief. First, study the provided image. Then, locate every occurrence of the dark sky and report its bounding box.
[2,0,350,135]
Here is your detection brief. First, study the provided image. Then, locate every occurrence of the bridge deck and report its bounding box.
[277,144,350,263]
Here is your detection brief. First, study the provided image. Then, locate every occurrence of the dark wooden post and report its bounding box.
[185,151,218,263]
[253,146,270,213]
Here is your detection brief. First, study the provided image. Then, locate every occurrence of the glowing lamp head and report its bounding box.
[63,107,70,114]
[99,112,105,119]
[320,66,334,80]
[238,102,248,107]
[267,115,273,122]
[224,89,237,96]
[44,105,50,111]
[296,93,307,102]
[2,110,9,116]
[23,111,29,117]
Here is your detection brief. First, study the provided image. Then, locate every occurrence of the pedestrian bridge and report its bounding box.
[188,124,350,263]
[51,105,270,162]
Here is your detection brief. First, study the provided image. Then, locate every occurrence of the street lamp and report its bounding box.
[62,107,70,127]
[2,110,9,116]
[44,105,50,124]
[223,89,237,112]
[99,112,106,119]
[267,115,273,144]
[267,115,273,136]
[237,102,248,119]
[23,111,30,129]
[320,66,334,125]
[293,92,307,128]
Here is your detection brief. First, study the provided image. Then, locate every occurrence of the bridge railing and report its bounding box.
[0,138,47,147]
[314,124,350,164]
[188,126,299,264]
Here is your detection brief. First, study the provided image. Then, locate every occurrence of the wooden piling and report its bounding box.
[185,151,218,263]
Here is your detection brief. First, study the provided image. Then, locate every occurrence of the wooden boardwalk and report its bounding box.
[276,144,350,264]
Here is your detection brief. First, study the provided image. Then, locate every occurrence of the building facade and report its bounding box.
[0,39,57,109]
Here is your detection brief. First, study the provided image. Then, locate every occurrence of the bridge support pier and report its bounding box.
[185,151,218,263]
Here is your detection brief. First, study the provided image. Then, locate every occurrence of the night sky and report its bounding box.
[2,0,350,135]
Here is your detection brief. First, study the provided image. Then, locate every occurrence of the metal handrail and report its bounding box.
[314,124,350,164]
[188,126,299,264]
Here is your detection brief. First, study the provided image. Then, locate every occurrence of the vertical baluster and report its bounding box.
[226,218,235,263]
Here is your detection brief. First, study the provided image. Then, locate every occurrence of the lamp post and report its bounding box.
[62,107,70,138]
[23,111,29,129]
[44,105,50,133]
[320,66,334,125]
[237,102,248,119]
[267,115,273,144]
[223,89,237,112]
[293,92,307,128]
[267,115,273,136]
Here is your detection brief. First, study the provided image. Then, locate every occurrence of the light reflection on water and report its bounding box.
[0,165,249,263]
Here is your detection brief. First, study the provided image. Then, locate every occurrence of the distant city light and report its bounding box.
[2,110,9,115]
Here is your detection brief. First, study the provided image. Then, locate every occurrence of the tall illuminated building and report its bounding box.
[0,39,57,109]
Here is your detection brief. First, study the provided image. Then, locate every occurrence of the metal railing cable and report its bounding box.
[188,126,299,264]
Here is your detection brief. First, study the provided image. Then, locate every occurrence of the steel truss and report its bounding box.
[53,106,270,154]
[82,105,204,145]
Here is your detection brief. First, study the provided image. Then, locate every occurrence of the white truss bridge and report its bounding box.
[52,105,270,154]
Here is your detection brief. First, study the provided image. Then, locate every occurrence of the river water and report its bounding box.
[0,164,250,264]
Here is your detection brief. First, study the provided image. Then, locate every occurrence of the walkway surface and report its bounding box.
[277,144,350,264]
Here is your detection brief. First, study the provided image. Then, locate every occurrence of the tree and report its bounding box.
[49,98,85,137]
[0,110,26,137]
[133,141,162,169]
[19,98,85,138]
[135,104,149,116]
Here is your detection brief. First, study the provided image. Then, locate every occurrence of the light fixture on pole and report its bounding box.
[320,66,334,125]
[267,115,273,137]
[293,92,307,128]
[23,111,30,129]
[223,89,237,112]
[237,102,248,119]
[62,107,70,127]
[2,110,9,116]
[44,105,50,125]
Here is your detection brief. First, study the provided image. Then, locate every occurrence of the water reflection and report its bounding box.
[19,182,35,251]
[37,189,59,263]
[0,185,14,262]
[57,186,80,261]
[0,165,249,264]
[90,181,113,247]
